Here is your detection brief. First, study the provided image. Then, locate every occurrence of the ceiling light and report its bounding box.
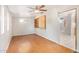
[19,19,24,23]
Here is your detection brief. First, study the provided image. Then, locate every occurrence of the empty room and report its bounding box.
[0,5,79,53]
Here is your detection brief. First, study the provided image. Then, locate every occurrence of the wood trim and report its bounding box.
[34,18,39,28]
[34,15,46,29]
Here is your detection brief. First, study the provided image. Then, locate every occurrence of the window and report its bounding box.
[1,6,4,34]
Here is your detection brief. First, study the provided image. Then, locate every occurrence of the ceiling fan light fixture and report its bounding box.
[35,10,39,13]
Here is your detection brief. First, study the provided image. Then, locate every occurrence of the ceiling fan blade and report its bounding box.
[30,8,34,9]
[36,5,45,9]
[36,6,40,10]
[39,5,45,8]
[39,9,47,11]
[27,7,35,10]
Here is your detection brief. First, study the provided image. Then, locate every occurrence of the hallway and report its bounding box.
[7,34,73,53]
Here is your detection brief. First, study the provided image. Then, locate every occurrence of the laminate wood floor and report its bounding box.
[7,34,73,53]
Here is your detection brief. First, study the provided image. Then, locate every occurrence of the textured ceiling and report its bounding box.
[8,5,36,18]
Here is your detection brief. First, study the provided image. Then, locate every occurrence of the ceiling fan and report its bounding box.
[28,5,47,13]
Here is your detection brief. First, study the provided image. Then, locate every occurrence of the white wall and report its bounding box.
[0,6,12,52]
[0,5,79,52]
[35,5,79,52]
[12,17,34,36]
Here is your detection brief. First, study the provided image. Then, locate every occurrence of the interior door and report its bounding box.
[58,9,77,50]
